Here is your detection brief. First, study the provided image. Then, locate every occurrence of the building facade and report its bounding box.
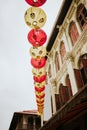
[9,110,41,130]
[9,0,87,129]
[40,0,87,129]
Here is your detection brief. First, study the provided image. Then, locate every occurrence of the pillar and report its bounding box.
[66,53,78,95]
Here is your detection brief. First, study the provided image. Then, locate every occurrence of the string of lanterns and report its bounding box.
[24,0,47,115]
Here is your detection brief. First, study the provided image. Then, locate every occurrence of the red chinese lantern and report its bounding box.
[34,81,46,87]
[25,0,47,7]
[35,90,45,95]
[38,108,43,115]
[28,29,47,46]
[35,86,45,92]
[37,103,44,108]
[36,93,45,98]
[31,57,46,68]
[36,99,44,104]
[33,74,46,83]
[37,106,44,111]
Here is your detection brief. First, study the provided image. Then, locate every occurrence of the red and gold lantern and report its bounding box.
[35,86,45,92]
[27,29,47,46]
[36,93,45,98]
[24,0,47,115]
[33,74,46,83]
[31,57,46,68]
[24,7,46,29]
[25,0,47,7]
[32,67,46,77]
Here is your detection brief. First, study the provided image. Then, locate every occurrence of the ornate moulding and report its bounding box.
[55,62,67,84]
[48,78,57,93]
[72,29,87,58]
[58,1,76,39]
[64,52,74,63]
[75,43,87,68]
[50,78,56,86]
[74,0,81,4]
[81,43,87,55]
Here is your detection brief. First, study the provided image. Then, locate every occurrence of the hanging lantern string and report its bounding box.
[24,0,47,115]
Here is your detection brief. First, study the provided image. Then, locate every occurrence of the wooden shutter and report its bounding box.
[66,75,73,97]
[82,59,87,69]
[74,69,84,89]
[55,94,61,110]
[81,59,87,84]
[62,86,69,102]
[70,22,79,44]
[59,85,69,105]
[60,42,66,62]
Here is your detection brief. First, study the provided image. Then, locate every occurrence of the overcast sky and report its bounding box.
[0,1,63,130]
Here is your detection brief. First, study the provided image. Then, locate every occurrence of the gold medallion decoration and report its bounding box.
[32,67,46,77]
[24,7,46,29]
[29,46,46,59]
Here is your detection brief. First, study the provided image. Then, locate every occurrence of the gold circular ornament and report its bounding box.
[32,67,46,77]
[29,46,46,59]
[24,7,47,29]
[34,81,46,87]
[35,91,45,97]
